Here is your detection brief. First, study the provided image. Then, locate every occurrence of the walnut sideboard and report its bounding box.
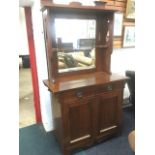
[43,72,127,155]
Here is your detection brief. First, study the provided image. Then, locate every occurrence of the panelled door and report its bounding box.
[95,91,123,140]
[64,97,94,147]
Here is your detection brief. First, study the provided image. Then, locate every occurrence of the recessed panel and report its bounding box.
[69,102,92,140]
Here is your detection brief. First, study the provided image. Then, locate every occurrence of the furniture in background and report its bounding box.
[125,70,135,109]
[41,1,127,155]
[58,51,95,69]
[128,130,135,152]
[19,55,30,68]
[61,43,73,52]
[126,71,135,152]
[77,39,95,57]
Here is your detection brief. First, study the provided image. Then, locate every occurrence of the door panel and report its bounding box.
[66,98,93,145]
[96,91,122,138]
[99,96,117,130]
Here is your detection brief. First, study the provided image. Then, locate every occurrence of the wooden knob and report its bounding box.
[107,85,112,91]
[76,91,83,98]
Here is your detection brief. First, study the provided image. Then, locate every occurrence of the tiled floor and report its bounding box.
[19,68,33,99]
[19,68,36,128]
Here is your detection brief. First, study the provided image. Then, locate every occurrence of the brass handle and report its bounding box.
[70,134,90,144]
[107,85,112,91]
[100,126,117,133]
[76,91,83,98]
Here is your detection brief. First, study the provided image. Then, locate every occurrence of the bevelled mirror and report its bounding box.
[54,18,96,73]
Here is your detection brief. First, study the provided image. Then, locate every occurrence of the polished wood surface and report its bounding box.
[95,90,123,141]
[47,77,126,155]
[41,0,135,48]
[43,72,127,93]
[41,1,117,12]
[41,1,127,154]
[42,8,115,81]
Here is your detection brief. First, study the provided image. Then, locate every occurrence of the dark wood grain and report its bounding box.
[42,9,116,80]
[41,0,135,49]
[41,1,118,13]
[46,77,126,155]
[43,72,127,93]
[41,1,128,154]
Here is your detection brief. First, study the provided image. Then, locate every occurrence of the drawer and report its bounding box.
[95,82,124,94]
[57,82,124,102]
[59,87,95,102]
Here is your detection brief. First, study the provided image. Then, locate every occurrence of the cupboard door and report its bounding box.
[65,98,94,147]
[95,91,123,140]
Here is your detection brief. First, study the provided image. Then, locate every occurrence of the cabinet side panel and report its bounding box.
[43,10,58,82]
[42,12,50,79]
[52,94,63,147]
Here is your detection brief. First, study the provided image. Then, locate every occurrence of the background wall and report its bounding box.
[111,48,135,98]
[31,0,53,132]
[103,0,135,48]
[19,8,29,55]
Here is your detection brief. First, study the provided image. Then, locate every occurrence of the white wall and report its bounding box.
[31,1,53,132]
[112,48,135,74]
[111,48,135,98]
[19,7,29,55]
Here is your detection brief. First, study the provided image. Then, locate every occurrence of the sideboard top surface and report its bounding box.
[43,72,128,93]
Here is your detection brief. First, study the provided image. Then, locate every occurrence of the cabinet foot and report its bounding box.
[62,148,71,155]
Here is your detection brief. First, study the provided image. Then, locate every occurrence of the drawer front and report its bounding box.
[58,81,124,102]
[95,82,124,94]
[59,87,95,102]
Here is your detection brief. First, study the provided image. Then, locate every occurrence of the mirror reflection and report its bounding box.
[54,18,96,73]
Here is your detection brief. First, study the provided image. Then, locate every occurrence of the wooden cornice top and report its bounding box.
[43,72,128,93]
[41,1,118,13]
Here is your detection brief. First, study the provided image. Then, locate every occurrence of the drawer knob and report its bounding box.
[76,91,83,98]
[107,85,113,91]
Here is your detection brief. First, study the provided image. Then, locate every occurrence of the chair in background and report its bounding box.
[77,38,95,50]
[77,38,95,57]
[61,42,73,52]
[128,130,135,152]
[125,70,135,109]
[126,71,135,152]
[19,55,30,68]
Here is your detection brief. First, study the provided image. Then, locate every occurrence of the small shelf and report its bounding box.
[96,44,108,48]
[52,48,92,52]
[52,45,108,52]
[52,48,72,52]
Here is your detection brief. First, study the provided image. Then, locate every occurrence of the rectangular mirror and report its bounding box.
[54,18,96,73]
